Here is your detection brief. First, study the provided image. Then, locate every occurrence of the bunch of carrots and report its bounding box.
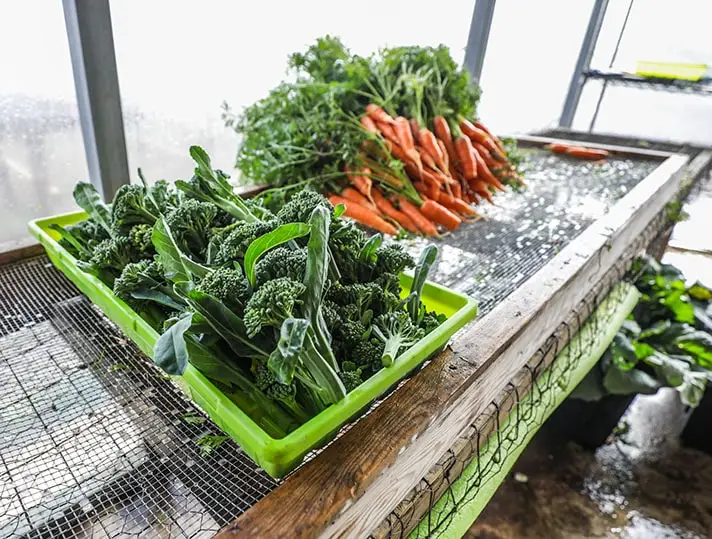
[328,105,524,237]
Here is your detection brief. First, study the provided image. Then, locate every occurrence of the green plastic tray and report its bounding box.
[29,211,478,477]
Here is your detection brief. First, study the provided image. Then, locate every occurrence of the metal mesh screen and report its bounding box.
[0,150,660,537]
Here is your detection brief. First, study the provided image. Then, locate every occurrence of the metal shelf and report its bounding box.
[584,69,712,97]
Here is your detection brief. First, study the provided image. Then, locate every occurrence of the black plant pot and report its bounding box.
[545,393,637,449]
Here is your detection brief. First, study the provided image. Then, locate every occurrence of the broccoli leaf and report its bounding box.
[406,244,438,323]
[153,313,193,375]
[244,223,311,287]
[183,287,270,359]
[358,234,382,265]
[152,218,209,282]
[73,182,113,236]
[302,206,339,371]
[268,317,310,384]
[688,282,712,301]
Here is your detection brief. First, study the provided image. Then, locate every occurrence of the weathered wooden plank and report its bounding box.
[218,153,689,539]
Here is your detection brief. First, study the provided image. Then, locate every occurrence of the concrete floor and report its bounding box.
[468,172,712,539]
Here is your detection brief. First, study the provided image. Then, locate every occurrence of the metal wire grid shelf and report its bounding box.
[584,70,712,97]
[0,151,659,538]
[371,206,671,539]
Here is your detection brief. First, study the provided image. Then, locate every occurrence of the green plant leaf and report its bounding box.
[152,218,210,282]
[678,371,707,407]
[662,290,695,324]
[153,313,193,375]
[73,182,113,235]
[268,318,310,384]
[407,244,438,323]
[358,234,382,265]
[244,223,310,286]
[185,288,269,359]
[676,330,712,365]
[603,365,661,396]
[130,289,185,311]
[333,203,346,218]
[610,333,638,370]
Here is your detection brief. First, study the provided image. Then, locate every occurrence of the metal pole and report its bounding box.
[589,0,635,131]
[463,0,497,84]
[62,0,129,201]
[559,0,610,128]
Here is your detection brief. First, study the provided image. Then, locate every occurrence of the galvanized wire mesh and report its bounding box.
[0,150,661,538]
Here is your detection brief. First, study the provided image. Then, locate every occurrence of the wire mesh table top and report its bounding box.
[0,149,659,538]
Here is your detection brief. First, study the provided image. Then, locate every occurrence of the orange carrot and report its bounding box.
[371,189,418,233]
[360,115,379,135]
[418,128,447,172]
[433,116,458,167]
[470,179,494,204]
[451,179,462,199]
[454,137,478,180]
[366,104,395,124]
[394,117,415,151]
[396,197,439,236]
[471,142,500,169]
[417,147,438,170]
[409,118,421,140]
[340,186,378,212]
[345,166,373,198]
[437,139,450,171]
[460,119,489,144]
[420,199,461,231]
[472,150,506,191]
[547,143,570,154]
[474,120,505,151]
[420,173,441,201]
[565,147,609,160]
[328,195,398,236]
[389,142,417,168]
[413,180,440,202]
[437,191,479,217]
[376,121,400,146]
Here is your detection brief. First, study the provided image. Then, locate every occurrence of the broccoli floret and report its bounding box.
[196,267,250,312]
[213,209,237,228]
[321,300,342,333]
[329,223,368,284]
[339,361,364,393]
[244,277,347,406]
[111,184,159,234]
[213,220,278,265]
[372,311,425,367]
[128,224,154,257]
[327,281,399,322]
[251,359,310,423]
[337,319,370,349]
[243,277,306,337]
[374,272,401,296]
[88,236,141,275]
[420,310,446,335]
[375,244,414,275]
[113,259,181,327]
[349,338,385,373]
[164,198,218,259]
[254,247,308,287]
[148,179,180,213]
[175,146,265,222]
[114,259,183,308]
[277,190,331,224]
[51,220,109,261]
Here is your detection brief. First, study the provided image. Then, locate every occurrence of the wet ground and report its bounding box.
[468,389,712,539]
[468,171,712,539]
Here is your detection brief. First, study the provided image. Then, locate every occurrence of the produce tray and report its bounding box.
[28,210,478,478]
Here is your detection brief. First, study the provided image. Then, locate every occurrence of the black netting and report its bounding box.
[0,150,662,537]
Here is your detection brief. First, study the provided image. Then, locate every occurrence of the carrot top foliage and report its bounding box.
[224,36,480,193]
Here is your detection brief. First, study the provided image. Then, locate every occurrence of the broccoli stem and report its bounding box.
[302,330,347,405]
[380,336,403,368]
[275,394,311,424]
